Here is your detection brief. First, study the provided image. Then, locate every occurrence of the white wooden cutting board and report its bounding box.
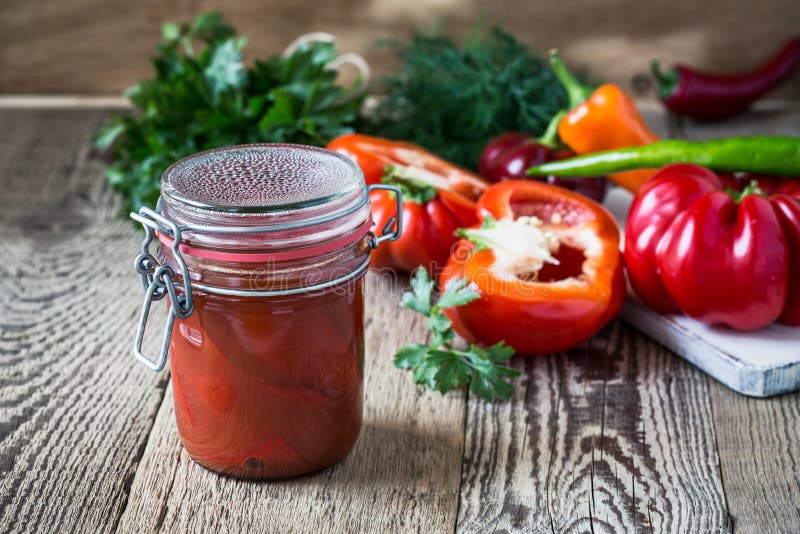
[605,187,800,397]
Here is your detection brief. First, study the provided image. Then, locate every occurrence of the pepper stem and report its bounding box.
[549,50,593,109]
[727,179,767,204]
[536,111,566,148]
[650,60,679,100]
[382,164,448,204]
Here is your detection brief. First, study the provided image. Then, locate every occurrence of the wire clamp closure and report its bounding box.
[365,184,403,249]
[131,203,194,371]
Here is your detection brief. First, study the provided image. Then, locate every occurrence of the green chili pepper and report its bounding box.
[526,137,800,178]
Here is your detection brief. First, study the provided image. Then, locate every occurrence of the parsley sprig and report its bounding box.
[94,12,364,213]
[394,269,521,402]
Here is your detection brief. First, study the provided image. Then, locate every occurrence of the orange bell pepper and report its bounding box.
[550,51,660,193]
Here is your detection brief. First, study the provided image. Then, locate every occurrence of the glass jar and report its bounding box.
[130,144,401,479]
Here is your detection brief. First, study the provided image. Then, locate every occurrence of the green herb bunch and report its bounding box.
[364,26,569,170]
[94,12,365,212]
[394,269,521,402]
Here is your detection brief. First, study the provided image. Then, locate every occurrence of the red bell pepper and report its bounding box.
[718,172,800,197]
[327,134,488,274]
[440,180,625,355]
[369,186,477,274]
[625,164,800,330]
[327,134,488,198]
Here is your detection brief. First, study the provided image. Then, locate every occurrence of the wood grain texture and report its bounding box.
[708,384,800,534]
[0,110,169,532]
[678,107,800,534]
[2,107,800,534]
[117,272,467,533]
[1,0,800,98]
[456,322,730,533]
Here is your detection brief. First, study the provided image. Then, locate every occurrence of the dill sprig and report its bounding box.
[364,26,571,170]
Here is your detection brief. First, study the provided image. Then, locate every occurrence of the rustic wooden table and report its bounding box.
[1,105,799,533]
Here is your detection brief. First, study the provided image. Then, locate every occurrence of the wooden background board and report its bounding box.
[2,0,800,98]
[0,106,799,533]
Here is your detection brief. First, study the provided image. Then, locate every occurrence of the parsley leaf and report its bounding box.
[393,268,521,402]
[203,38,247,97]
[393,344,428,370]
[468,350,518,401]
[94,12,364,214]
[429,350,472,393]
[436,277,479,309]
[400,267,435,315]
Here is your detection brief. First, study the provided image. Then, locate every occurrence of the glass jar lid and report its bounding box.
[161,143,364,214]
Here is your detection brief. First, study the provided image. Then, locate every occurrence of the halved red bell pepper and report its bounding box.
[328,134,488,274]
[625,164,800,330]
[440,180,625,355]
[327,134,488,199]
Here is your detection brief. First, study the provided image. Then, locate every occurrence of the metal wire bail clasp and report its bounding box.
[366,184,403,249]
[130,201,194,372]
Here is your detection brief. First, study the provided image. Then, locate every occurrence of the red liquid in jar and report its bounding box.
[168,278,364,479]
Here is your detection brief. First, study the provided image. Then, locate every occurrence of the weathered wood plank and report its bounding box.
[117,272,467,533]
[456,322,730,533]
[0,110,169,532]
[708,385,800,534]
[679,108,800,534]
[3,0,800,100]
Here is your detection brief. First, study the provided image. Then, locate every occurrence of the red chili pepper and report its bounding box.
[440,180,624,355]
[327,134,487,274]
[479,114,607,202]
[652,37,800,120]
[625,164,800,330]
